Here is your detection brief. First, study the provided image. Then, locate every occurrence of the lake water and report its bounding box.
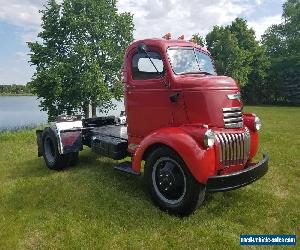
[0,96,124,131]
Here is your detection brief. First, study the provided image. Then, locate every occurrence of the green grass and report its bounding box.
[0,106,299,249]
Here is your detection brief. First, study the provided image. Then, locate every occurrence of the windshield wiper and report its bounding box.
[180,71,212,75]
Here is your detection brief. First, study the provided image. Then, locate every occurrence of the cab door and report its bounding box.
[125,46,173,141]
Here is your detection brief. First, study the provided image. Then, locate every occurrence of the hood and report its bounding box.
[175,75,243,128]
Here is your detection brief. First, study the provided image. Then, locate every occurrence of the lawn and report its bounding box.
[0,106,299,249]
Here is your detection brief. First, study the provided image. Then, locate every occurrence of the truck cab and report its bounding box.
[37,37,268,216]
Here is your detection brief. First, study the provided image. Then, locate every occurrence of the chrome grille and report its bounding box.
[216,128,250,166]
[223,107,243,128]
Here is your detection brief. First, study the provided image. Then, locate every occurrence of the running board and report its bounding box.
[114,161,140,176]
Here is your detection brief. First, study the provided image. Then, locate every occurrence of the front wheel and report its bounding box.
[144,147,206,216]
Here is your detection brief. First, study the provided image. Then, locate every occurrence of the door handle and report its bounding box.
[169,92,179,103]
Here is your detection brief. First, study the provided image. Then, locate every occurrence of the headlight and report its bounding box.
[254,116,262,131]
[204,129,216,147]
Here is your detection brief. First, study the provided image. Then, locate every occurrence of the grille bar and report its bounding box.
[224,117,243,123]
[216,128,250,167]
[223,112,242,118]
[223,107,241,112]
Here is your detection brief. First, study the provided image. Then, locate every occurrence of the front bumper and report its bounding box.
[206,154,269,192]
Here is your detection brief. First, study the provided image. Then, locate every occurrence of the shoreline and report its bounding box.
[0,94,34,96]
[0,123,48,133]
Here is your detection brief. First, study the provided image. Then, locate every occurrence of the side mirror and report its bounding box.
[137,43,147,54]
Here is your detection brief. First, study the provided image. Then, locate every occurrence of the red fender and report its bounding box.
[132,127,216,184]
[249,130,259,160]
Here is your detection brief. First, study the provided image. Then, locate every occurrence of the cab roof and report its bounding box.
[126,38,209,54]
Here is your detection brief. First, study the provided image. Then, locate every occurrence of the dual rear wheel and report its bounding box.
[42,128,78,170]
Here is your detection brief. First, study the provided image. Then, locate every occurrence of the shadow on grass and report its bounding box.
[2,150,276,234]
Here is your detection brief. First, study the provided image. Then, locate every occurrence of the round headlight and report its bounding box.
[204,129,216,148]
[254,116,262,131]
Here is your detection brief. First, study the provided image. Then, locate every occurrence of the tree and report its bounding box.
[262,0,300,105]
[28,0,134,121]
[205,23,252,87]
[229,18,270,104]
[205,18,270,103]
[190,33,205,46]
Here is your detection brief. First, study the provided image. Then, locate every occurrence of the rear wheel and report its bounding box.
[145,147,206,216]
[42,128,71,170]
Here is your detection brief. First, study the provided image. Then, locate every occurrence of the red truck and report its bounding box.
[36,37,269,216]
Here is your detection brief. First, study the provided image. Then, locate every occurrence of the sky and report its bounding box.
[0,0,285,85]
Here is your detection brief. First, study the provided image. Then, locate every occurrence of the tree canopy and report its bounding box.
[262,0,300,104]
[28,0,134,121]
[205,18,270,104]
[206,23,252,87]
[192,0,299,105]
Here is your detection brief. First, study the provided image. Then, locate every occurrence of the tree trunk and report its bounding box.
[83,102,90,118]
[92,103,97,117]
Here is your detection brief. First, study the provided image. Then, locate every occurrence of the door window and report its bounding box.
[132,52,164,80]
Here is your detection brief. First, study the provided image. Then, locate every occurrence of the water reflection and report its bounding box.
[0,96,124,130]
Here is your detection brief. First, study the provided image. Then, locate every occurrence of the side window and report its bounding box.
[132,52,164,80]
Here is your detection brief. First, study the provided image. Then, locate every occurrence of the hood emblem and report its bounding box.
[227,92,241,101]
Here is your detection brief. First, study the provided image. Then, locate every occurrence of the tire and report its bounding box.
[144,147,206,216]
[41,127,70,170]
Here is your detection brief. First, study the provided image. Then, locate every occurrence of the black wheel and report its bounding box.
[145,147,206,216]
[42,127,70,170]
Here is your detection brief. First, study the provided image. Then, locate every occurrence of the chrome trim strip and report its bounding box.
[238,133,242,163]
[223,112,242,118]
[230,134,235,164]
[229,134,234,164]
[242,133,245,163]
[223,133,229,166]
[243,131,247,162]
[226,134,231,165]
[226,134,232,165]
[216,135,223,163]
[233,133,238,165]
[224,122,243,129]
[219,134,226,163]
[224,117,243,123]
[222,107,242,112]
[245,128,250,162]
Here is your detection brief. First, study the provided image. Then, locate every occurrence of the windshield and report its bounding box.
[167,47,217,75]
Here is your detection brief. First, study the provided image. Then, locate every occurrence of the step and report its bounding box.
[114,161,140,176]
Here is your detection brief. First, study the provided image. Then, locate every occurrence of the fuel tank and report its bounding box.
[174,75,243,128]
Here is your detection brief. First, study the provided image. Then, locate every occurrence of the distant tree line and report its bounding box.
[0,84,33,95]
[191,0,299,105]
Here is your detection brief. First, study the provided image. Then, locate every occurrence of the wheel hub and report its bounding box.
[158,169,175,191]
[152,157,187,204]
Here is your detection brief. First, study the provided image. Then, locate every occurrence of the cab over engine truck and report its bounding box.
[36,37,269,216]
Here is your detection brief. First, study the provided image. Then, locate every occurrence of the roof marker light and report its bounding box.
[162,33,171,40]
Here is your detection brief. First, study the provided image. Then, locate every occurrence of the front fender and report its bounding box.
[132,127,216,184]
